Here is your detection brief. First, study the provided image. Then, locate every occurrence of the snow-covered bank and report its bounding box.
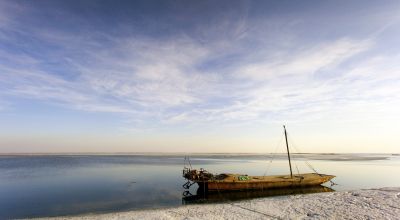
[37,188,400,220]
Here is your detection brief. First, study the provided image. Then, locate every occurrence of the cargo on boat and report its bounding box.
[182,126,335,192]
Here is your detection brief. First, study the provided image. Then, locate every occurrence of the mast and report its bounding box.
[283,125,293,178]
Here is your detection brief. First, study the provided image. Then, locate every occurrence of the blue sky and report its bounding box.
[1,0,399,153]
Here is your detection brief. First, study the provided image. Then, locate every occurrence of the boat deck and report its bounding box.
[212,173,333,183]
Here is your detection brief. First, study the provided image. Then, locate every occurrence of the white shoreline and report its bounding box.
[36,187,400,220]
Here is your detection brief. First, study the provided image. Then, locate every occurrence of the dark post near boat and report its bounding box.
[283,125,293,178]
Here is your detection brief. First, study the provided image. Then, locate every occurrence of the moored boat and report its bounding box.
[182,126,335,192]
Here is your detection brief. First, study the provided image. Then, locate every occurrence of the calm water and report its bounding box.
[0,154,399,219]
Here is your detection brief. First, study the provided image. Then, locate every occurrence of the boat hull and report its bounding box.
[183,185,334,204]
[197,173,335,191]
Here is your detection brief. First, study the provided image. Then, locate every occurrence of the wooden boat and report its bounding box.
[182,125,335,192]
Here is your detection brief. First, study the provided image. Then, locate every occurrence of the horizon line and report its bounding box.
[0,152,398,156]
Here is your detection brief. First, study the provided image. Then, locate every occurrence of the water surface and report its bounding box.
[0,154,399,219]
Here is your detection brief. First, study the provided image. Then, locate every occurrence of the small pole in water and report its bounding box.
[284,125,293,178]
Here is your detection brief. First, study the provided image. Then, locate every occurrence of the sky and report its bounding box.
[0,0,399,153]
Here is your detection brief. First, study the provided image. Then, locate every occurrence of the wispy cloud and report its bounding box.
[236,38,372,80]
[201,39,374,121]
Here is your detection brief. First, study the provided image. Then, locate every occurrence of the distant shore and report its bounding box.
[36,187,400,220]
[2,153,395,161]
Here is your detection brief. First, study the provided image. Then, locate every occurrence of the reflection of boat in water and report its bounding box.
[183,126,335,192]
[182,185,334,204]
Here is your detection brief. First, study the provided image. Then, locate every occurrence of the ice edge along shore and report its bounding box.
[34,187,400,220]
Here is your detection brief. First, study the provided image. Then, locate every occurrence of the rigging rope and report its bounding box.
[184,155,193,169]
[263,133,284,176]
[286,134,321,175]
[286,133,338,186]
